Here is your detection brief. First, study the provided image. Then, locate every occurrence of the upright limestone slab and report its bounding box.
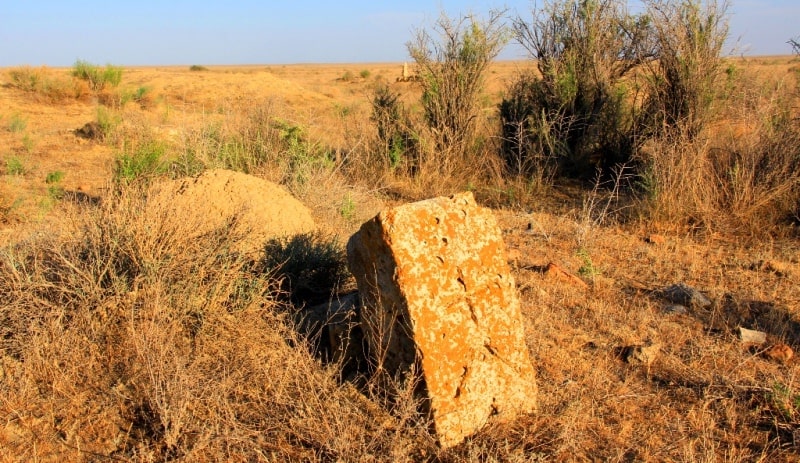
[347,192,536,448]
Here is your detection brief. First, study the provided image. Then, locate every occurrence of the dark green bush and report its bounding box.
[505,0,653,178]
[259,232,349,306]
[641,0,729,139]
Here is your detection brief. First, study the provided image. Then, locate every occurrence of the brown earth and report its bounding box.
[148,168,317,257]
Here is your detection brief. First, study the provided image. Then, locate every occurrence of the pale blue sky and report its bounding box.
[0,1,797,66]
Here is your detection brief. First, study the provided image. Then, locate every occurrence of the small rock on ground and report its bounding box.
[739,327,767,345]
[622,342,661,368]
[663,304,688,315]
[763,343,793,364]
[662,283,712,309]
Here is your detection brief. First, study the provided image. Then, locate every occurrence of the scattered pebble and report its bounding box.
[623,342,661,368]
[739,327,767,345]
[662,283,712,308]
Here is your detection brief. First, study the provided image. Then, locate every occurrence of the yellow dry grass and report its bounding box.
[0,58,798,461]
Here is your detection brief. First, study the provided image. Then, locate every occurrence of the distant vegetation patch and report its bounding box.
[339,70,355,82]
[7,66,89,102]
[7,113,27,133]
[5,156,26,176]
[190,65,209,71]
[71,60,123,91]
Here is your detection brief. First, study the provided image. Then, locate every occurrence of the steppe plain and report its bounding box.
[0,58,799,461]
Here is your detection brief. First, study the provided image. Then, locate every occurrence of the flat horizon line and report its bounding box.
[1,54,795,70]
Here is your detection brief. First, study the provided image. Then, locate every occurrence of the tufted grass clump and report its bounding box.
[259,231,349,306]
[72,59,123,91]
[7,66,89,102]
[113,140,170,185]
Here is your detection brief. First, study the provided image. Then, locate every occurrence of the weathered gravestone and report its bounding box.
[347,192,537,448]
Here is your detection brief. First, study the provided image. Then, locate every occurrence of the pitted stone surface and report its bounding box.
[347,192,536,448]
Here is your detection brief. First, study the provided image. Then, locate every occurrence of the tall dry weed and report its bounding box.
[640,111,800,234]
[405,11,507,188]
[0,183,433,461]
[6,66,90,102]
[639,50,800,235]
[642,0,730,139]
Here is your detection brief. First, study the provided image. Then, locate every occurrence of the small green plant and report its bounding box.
[114,141,169,184]
[189,109,283,175]
[170,149,206,178]
[359,69,371,79]
[21,134,35,153]
[5,156,26,176]
[577,247,600,279]
[272,118,333,185]
[370,83,417,173]
[339,194,356,222]
[8,113,27,133]
[45,170,64,184]
[116,87,150,107]
[388,137,405,169]
[72,60,123,91]
[334,103,353,118]
[45,170,65,200]
[259,232,348,306]
[134,86,151,102]
[189,65,209,71]
[769,382,800,422]
[116,89,134,106]
[96,106,120,138]
[340,70,355,82]
[119,85,155,108]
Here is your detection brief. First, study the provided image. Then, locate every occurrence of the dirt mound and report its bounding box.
[149,169,316,257]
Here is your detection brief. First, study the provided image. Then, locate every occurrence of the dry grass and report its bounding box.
[641,60,800,236]
[0,186,436,461]
[6,66,90,103]
[4,190,798,461]
[501,209,800,461]
[1,52,799,461]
